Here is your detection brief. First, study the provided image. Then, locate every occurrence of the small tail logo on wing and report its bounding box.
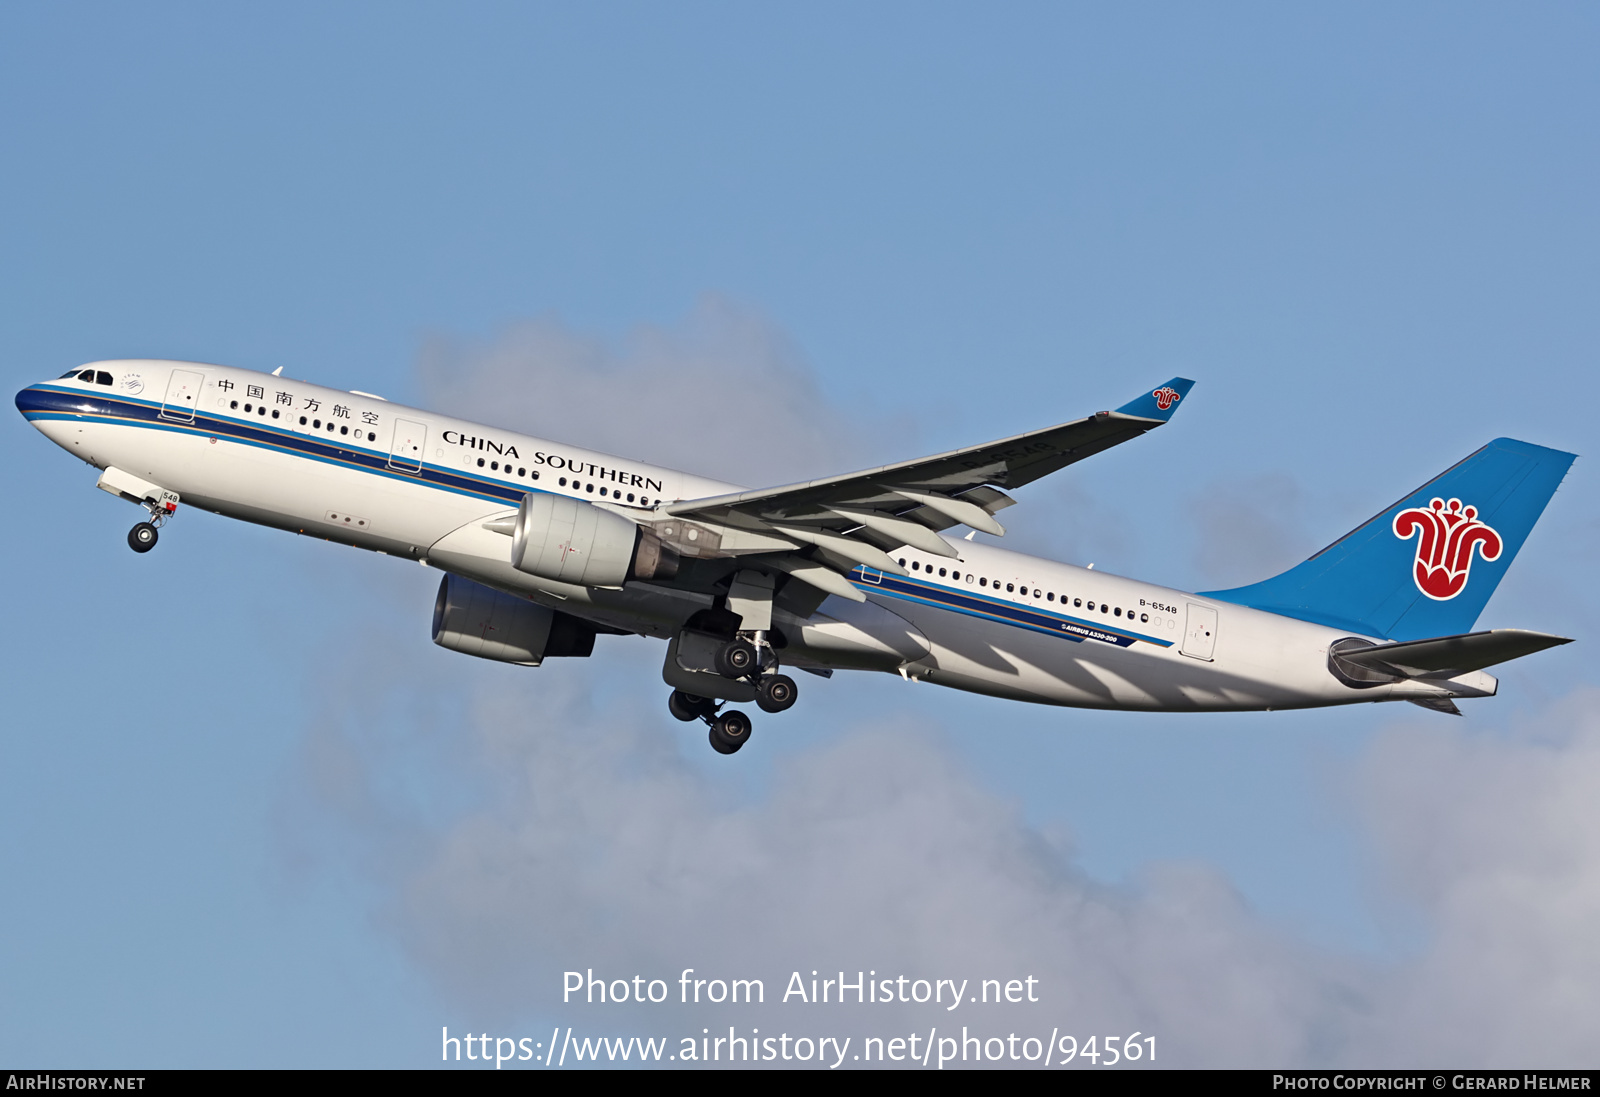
[1152,387,1182,411]
[1393,498,1503,601]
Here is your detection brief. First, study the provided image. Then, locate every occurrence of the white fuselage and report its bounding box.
[20,361,1492,713]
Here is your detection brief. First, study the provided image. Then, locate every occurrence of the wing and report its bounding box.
[650,378,1194,600]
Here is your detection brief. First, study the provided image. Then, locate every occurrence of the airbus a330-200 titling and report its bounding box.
[18,362,1575,754]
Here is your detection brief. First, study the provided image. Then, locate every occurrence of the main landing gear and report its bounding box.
[665,576,802,755]
[666,635,800,756]
[668,688,762,755]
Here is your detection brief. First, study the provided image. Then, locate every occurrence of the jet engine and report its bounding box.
[511,492,678,587]
[432,574,598,665]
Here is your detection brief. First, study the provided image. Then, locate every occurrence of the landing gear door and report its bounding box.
[160,369,204,422]
[388,418,427,473]
[1181,603,1218,661]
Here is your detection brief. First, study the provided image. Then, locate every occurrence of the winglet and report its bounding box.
[1115,377,1195,422]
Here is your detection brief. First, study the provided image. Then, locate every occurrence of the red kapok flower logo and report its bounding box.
[1392,497,1503,601]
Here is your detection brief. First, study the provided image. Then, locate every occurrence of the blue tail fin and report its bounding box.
[1202,438,1576,641]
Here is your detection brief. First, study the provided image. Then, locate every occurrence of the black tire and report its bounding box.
[667,690,714,722]
[714,638,758,678]
[708,710,752,754]
[756,673,798,714]
[128,523,158,553]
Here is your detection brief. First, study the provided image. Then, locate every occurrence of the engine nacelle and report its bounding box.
[432,574,597,665]
[511,493,678,587]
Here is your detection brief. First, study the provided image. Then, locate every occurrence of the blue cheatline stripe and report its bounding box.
[20,384,547,509]
[23,384,1170,650]
[850,567,1171,649]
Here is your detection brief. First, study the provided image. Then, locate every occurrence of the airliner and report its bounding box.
[17,361,1575,754]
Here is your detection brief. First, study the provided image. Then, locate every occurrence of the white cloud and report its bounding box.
[1348,689,1600,1065]
[289,306,1600,1067]
[415,295,905,487]
[296,655,1600,1067]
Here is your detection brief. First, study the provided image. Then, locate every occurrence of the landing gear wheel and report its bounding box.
[756,673,798,714]
[708,710,752,754]
[714,638,758,678]
[668,690,716,723]
[128,523,158,553]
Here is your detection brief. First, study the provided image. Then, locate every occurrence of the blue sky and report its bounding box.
[3,3,1597,1068]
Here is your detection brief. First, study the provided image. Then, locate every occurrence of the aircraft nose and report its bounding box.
[15,382,46,418]
[16,381,76,427]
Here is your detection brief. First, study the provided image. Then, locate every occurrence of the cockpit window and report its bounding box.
[59,369,81,379]
[95,371,113,386]
[78,370,96,382]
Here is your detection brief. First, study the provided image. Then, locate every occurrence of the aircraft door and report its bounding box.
[388,418,427,473]
[160,369,204,422]
[1181,603,1218,661]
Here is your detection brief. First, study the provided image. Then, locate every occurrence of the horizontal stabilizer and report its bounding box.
[1334,629,1571,680]
[1408,697,1463,716]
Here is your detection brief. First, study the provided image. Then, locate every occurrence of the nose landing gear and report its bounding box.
[126,496,177,554]
[128,522,159,553]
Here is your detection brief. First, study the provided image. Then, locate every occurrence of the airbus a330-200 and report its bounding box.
[17,363,1574,754]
